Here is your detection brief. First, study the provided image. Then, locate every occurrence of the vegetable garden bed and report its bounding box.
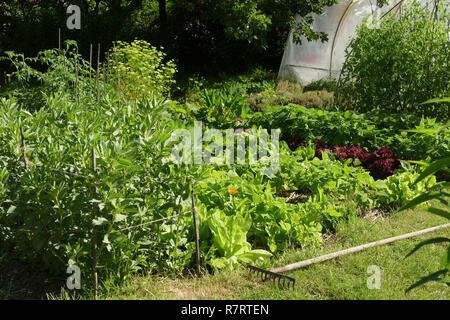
[0,45,448,297]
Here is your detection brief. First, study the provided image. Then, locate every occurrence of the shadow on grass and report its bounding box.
[0,256,65,300]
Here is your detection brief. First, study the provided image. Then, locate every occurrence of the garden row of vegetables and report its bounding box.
[0,42,448,294]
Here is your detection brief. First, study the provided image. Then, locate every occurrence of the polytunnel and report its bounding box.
[278,0,406,86]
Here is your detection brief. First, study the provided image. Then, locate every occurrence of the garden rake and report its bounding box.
[246,264,297,290]
[246,223,450,291]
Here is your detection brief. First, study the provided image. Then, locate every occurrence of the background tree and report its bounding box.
[0,0,339,74]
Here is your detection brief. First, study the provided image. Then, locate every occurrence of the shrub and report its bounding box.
[174,67,277,104]
[191,89,250,128]
[247,80,334,111]
[337,0,449,119]
[303,79,337,92]
[107,40,177,101]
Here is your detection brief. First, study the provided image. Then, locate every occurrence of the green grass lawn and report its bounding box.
[101,208,449,300]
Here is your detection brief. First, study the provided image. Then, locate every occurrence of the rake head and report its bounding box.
[247,264,296,290]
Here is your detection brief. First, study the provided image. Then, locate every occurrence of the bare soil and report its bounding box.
[0,256,64,300]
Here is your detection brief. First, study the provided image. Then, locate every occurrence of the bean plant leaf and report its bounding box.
[398,191,448,212]
[115,214,127,223]
[7,205,16,215]
[412,157,450,186]
[420,97,450,105]
[93,217,109,226]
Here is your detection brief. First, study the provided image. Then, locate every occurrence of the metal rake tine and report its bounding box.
[287,278,295,290]
[247,264,296,290]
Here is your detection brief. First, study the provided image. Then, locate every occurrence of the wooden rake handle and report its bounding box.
[271,223,450,274]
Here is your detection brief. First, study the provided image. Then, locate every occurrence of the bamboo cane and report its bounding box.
[103,62,107,97]
[89,44,92,84]
[63,50,68,87]
[134,81,139,113]
[96,44,100,103]
[20,127,28,170]
[190,180,201,276]
[113,43,121,108]
[91,148,98,299]
[271,223,450,274]
[75,47,79,105]
[58,28,61,55]
[106,52,110,84]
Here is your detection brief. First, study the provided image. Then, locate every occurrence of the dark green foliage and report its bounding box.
[0,40,94,112]
[0,94,197,288]
[0,0,340,74]
[243,104,450,161]
[0,47,195,291]
[190,88,250,129]
[174,67,277,104]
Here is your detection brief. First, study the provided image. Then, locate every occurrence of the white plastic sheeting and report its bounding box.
[278,0,405,86]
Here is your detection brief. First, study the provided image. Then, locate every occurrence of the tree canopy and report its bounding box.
[0,0,340,72]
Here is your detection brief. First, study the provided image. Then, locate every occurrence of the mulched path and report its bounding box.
[0,256,64,300]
